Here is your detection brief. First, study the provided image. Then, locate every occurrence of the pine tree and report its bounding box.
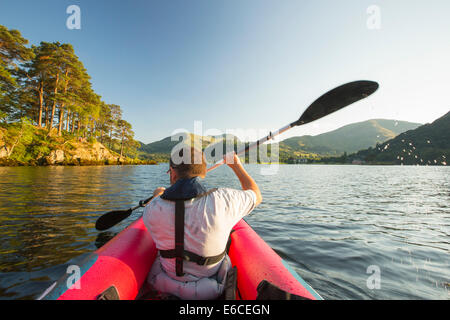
[1,24,144,164]
[0,25,34,118]
[116,119,133,158]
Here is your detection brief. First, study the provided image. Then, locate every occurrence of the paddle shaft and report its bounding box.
[137,195,154,210]
[207,122,294,173]
[122,195,155,212]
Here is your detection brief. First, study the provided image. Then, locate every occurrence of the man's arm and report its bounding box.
[225,152,262,206]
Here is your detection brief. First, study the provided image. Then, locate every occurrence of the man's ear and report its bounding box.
[170,169,178,185]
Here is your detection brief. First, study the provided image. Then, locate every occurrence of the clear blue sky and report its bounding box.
[1,0,449,144]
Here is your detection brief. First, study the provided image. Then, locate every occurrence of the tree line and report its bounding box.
[0,25,138,158]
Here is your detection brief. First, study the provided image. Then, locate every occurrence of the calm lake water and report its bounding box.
[0,164,448,300]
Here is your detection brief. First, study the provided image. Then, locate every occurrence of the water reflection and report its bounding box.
[0,166,145,273]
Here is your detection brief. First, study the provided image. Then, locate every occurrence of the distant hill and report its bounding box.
[138,119,422,163]
[279,119,422,156]
[139,134,238,154]
[138,133,243,162]
[347,111,450,165]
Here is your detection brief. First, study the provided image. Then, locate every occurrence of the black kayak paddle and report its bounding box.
[95,196,153,231]
[207,80,379,172]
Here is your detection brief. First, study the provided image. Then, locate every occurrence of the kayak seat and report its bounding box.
[218,266,238,300]
[135,281,180,300]
[136,265,238,301]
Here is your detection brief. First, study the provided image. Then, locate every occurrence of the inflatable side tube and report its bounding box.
[39,218,157,300]
[229,220,322,300]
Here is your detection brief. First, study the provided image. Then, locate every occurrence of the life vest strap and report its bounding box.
[159,188,227,277]
[174,200,185,276]
[159,248,227,266]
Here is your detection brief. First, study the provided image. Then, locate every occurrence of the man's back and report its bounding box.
[143,187,256,280]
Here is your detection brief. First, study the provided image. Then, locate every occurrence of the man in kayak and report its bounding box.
[143,147,262,300]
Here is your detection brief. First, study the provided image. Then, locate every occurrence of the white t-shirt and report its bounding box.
[143,188,257,281]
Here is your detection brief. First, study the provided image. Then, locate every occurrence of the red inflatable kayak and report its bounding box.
[38,218,322,300]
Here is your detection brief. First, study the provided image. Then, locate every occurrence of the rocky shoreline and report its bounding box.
[0,128,157,167]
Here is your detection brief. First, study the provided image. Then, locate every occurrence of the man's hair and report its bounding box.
[170,147,207,179]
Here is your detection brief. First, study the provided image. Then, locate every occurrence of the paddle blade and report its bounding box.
[95,208,133,231]
[293,80,379,126]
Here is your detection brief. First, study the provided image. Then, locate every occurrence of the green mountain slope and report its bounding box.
[138,119,422,162]
[350,111,450,165]
[279,119,421,156]
[138,133,240,162]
